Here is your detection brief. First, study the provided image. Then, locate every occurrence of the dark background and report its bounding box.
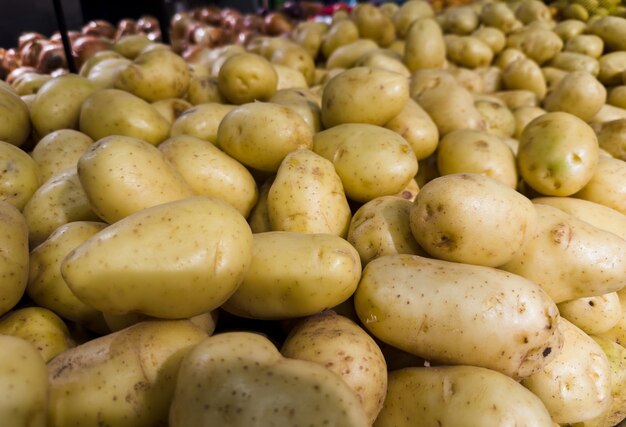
[0,0,258,48]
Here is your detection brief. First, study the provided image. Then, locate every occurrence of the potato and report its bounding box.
[247,177,273,234]
[0,335,47,427]
[449,66,485,93]
[472,27,506,55]
[313,124,417,202]
[506,27,563,65]
[11,72,52,96]
[85,57,133,89]
[348,196,425,265]
[375,365,553,427]
[30,74,98,138]
[441,5,479,35]
[321,67,408,128]
[558,293,621,336]
[515,0,551,23]
[169,102,234,144]
[542,66,568,90]
[186,75,225,105]
[475,99,516,137]
[223,232,360,319]
[598,52,626,86]
[170,332,369,426]
[216,102,313,172]
[49,320,208,427]
[355,254,561,379]
[480,2,522,33]
[608,86,626,110]
[0,306,73,362]
[532,197,626,241]
[150,98,192,124]
[77,135,194,224]
[521,318,612,424]
[355,49,411,77]
[392,0,435,38]
[476,65,503,92]
[113,34,152,59]
[446,36,494,69]
[114,49,190,102]
[503,58,547,99]
[267,149,351,236]
[574,156,626,214]
[79,89,171,145]
[0,201,28,316]
[321,19,359,58]
[384,98,438,160]
[274,64,308,90]
[28,221,106,326]
[326,39,378,70]
[597,118,626,161]
[270,88,322,133]
[30,129,93,182]
[23,168,99,247]
[565,34,604,59]
[500,204,626,303]
[512,105,544,139]
[543,71,606,122]
[436,130,517,188]
[159,135,257,217]
[588,16,626,52]
[404,18,446,71]
[271,44,315,86]
[494,47,527,70]
[282,312,387,424]
[0,86,31,147]
[410,173,534,266]
[0,140,40,210]
[518,112,599,196]
[591,104,626,129]
[217,52,278,104]
[291,22,328,59]
[352,3,395,47]
[554,19,586,41]
[394,178,419,202]
[61,196,253,319]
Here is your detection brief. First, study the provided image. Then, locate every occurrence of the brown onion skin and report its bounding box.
[37,43,67,74]
[82,20,116,39]
[72,36,113,68]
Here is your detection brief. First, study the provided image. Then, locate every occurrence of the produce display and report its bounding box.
[1,0,626,425]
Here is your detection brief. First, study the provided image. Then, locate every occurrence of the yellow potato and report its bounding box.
[506,27,563,65]
[542,66,568,89]
[11,72,52,95]
[597,52,626,85]
[0,201,29,316]
[321,19,359,58]
[449,65,485,93]
[321,67,409,128]
[217,52,278,104]
[565,34,604,58]
[502,58,547,99]
[410,173,535,267]
[186,75,225,105]
[347,196,425,265]
[291,22,328,59]
[267,149,351,236]
[554,19,586,41]
[30,129,93,182]
[480,2,522,34]
[0,335,48,427]
[608,86,626,110]
[392,0,435,38]
[436,130,517,188]
[222,232,361,319]
[170,332,369,426]
[79,89,171,145]
[85,57,132,89]
[441,5,479,35]
[113,34,152,59]
[472,26,506,54]
[150,98,192,124]
[543,71,606,122]
[476,65,504,92]
[355,49,411,77]
[313,124,417,202]
[247,177,273,234]
[0,306,73,362]
[159,135,258,217]
[0,140,40,210]
[558,293,622,336]
[597,118,626,161]
[522,318,612,424]
[515,0,552,23]
[375,366,553,427]
[271,44,316,86]
[270,88,322,133]
[326,39,378,70]
[404,18,446,71]
[518,112,599,196]
[352,3,395,47]
[61,196,253,319]
[28,220,106,327]
[494,47,527,70]
[588,15,626,52]
[77,135,194,224]
[586,337,626,427]
[500,204,626,303]
[274,64,308,90]
[48,320,208,427]
[355,254,561,379]
[282,312,387,424]
[512,105,546,139]
[0,87,31,147]
[23,167,99,247]
[169,102,235,144]
[446,36,494,69]
[384,98,438,160]
[474,99,516,137]
[574,156,626,214]
[549,52,600,76]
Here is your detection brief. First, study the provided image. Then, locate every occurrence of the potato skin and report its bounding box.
[574,156,626,215]
[375,366,553,427]
[0,201,28,317]
[0,86,31,146]
[384,98,439,160]
[281,312,387,424]
[410,173,535,267]
[217,52,278,104]
[543,71,606,122]
[30,129,93,182]
[404,18,446,71]
[0,140,40,210]
[354,254,562,380]
[223,232,361,319]
[169,102,235,144]
[558,293,622,336]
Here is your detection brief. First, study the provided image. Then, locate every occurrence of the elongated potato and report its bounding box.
[474,100,516,137]
[77,135,194,224]
[321,19,359,58]
[598,52,626,86]
[410,173,535,267]
[0,86,31,146]
[282,312,387,424]
[393,0,435,38]
[61,196,253,319]
[0,140,40,210]
[313,124,417,202]
[574,156,626,215]
[500,204,626,303]
[588,16,626,52]
[384,98,438,160]
[597,118,626,161]
[404,18,446,71]
[321,67,409,128]
[355,254,561,380]
[326,39,378,70]
[506,27,563,65]
[558,293,622,336]
[375,365,553,427]
[223,232,360,319]
[169,102,235,144]
[247,176,273,234]
[270,88,322,133]
[170,332,369,427]
[513,106,545,139]
[30,129,93,182]
[48,320,208,427]
[267,149,351,236]
[0,201,28,317]
[522,318,612,424]
[502,58,546,99]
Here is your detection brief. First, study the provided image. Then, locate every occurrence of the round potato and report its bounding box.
[321,19,359,59]
[598,52,626,86]
[474,100,516,137]
[565,34,604,58]
[0,140,40,210]
[326,39,378,70]
[30,129,93,182]
[518,112,599,196]
[588,15,626,52]
[512,106,545,140]
[472,26,506,54]
[169,102,235,144]
[410,173,535,267]
[384,98,438,160]
[608,86,626,110]
[574,156,626,215]
[392,0,435,38]
[352,3,395,47]
[597,118,626,161]
[480,2,522,34]
[554,19,586,41]
[558,293,622,336]
[446,36,494,69]
[404,18,446,71]
[217,52,278,104]
[0,201,28,317]
[321,67,409,128]
[271,45,315,86]
[0,86,31,147]
[543,71,606,122]
[506,27,563,65]
[216,102,313,172]
[270,88,322,133]
[186,75,225,105]
[150,98,192,124]
[313,124,417,202]
[355,50,411,77]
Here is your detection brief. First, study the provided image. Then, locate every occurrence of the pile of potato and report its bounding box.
[1,0,626,425]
